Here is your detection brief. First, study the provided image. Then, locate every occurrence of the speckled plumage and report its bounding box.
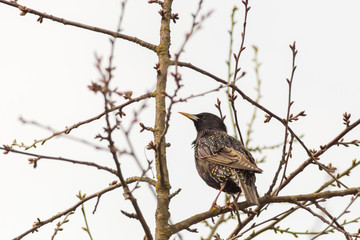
[180,112,262,206]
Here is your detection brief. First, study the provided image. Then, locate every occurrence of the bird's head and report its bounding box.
[179,112,227,133]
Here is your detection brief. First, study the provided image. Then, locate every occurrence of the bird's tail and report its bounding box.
[231,171,260,205]
[239,179,259,205]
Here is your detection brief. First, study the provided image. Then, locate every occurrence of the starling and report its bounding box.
[179,112,262,207]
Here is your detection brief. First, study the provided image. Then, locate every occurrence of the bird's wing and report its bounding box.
[198,146,263,173]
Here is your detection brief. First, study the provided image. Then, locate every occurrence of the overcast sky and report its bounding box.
[1,0,360,239]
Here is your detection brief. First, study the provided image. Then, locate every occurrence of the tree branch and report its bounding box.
[275,117,360,192]
[12,177,156,240]
[170,187,360,236]
[268,42,298,196]
[229,118,360,238]
[0,0,157,52]
[241,159,360,240]
[98,26,153,240]
[1,145,117,175]
[12,91,154,150]
[228,0,250,146]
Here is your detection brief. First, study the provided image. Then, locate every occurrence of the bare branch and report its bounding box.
[228,118,360,238]
[275,117,360,193]
[268,42,298,196]
[170,187,360,236]
[245,45,262,148]
[295,202,357,239]
[0,0,157,52]
[243,159,360,239]
[227,0,251,145]
[312,195,360,239]
[0,145,117,174]
[12,177,155,240]
[12,92,154,150]
[175,85,224,104]
[225,5,239,138]
[18,117,108,151]
[98,28,153,239]
[50,211,74,240]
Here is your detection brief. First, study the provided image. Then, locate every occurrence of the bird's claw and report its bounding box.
[209,203,221,210]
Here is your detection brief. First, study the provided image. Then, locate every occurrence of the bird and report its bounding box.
[179,112,262,207]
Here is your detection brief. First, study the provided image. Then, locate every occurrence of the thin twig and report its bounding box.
[313,202,346,237]
[12,177,155,240]
[172,0,212,66]
[312,195,360,240]
[77,191,94,240]
[225,5,239,138]
[295,202,355,239]
[18,117,108,151]
[267,42,297,196]
[275,118,360,193]
[121,101,156,195]
[245,45,262,149]
[50,211,74,240]
[12,92,154,150]
[0,146,117,175]
[174,85,223,103]
[233,202,315,240]
[205,213,226,240]
[228,0,251,146]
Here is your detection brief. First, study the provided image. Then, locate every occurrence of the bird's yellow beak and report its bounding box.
[179,112,199,121]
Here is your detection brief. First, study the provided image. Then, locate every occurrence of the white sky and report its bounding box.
[1,0,360,239]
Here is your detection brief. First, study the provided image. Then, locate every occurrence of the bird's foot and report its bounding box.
[231,200,240,213]
[224,200,239,216]
[224,199,239,210]
[209,200,221,210]
[209,203,221,210]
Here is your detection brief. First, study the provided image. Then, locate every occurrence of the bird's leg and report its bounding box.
[228,192,241,213]
[233,192,241,208]
[210,183,226,209]
[232,193,242,225]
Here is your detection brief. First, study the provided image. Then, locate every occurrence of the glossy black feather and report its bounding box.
[181,112,262,205]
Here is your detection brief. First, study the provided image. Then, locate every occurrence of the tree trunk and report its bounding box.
[154,0,173,239]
